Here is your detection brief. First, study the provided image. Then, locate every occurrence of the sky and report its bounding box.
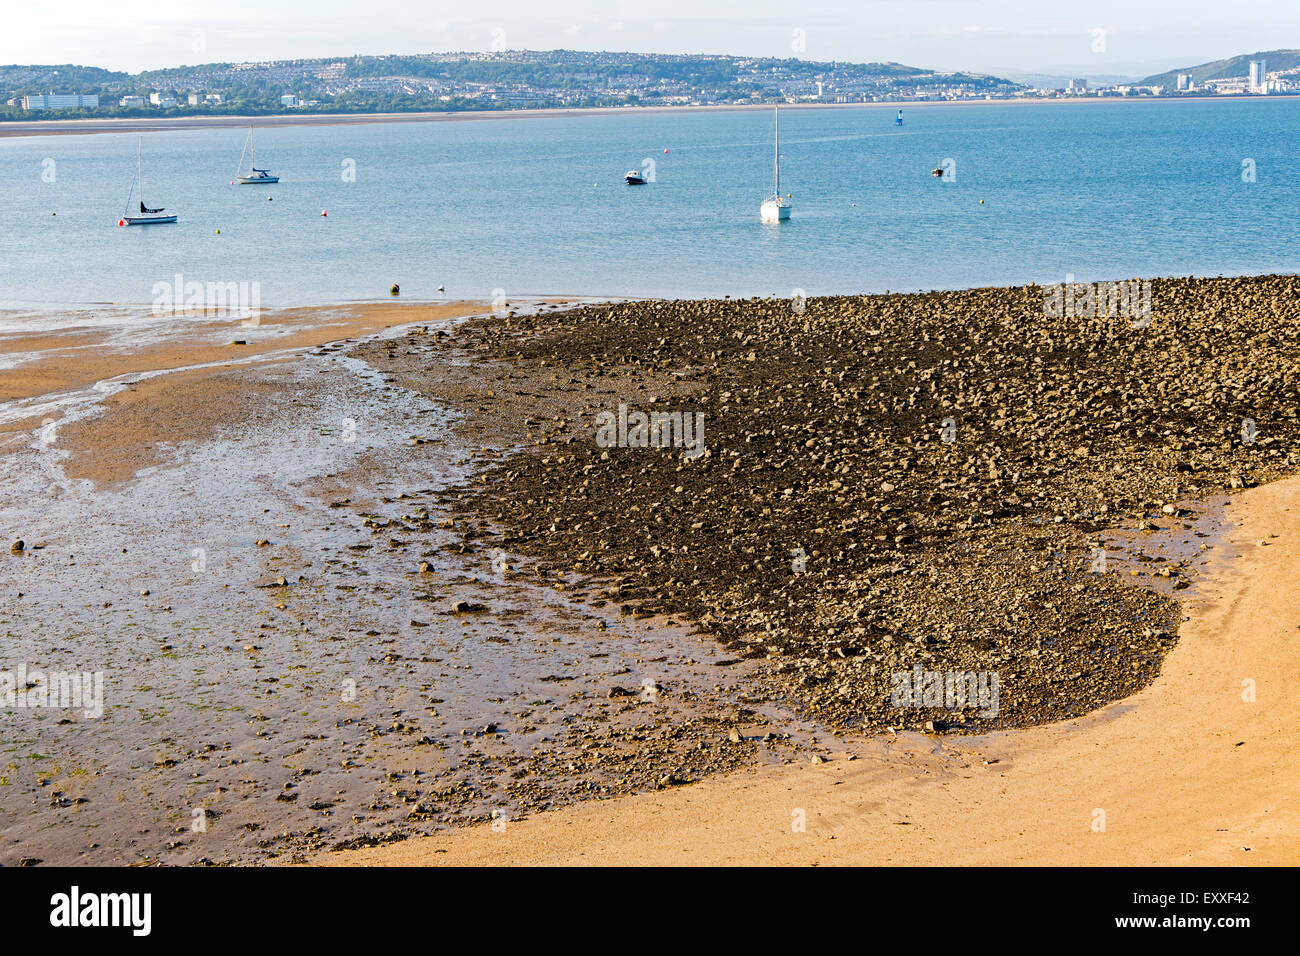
[6,0,1300,79]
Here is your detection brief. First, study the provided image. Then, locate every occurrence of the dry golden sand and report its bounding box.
[319,476,1300,866]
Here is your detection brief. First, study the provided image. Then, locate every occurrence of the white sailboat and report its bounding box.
[120,138,177,226]
[759,106,792,223]
[233,126,279,184]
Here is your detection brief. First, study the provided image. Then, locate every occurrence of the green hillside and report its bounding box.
[1142,48,1300,87]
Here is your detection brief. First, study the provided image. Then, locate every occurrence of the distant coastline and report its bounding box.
[2,93,1296,138]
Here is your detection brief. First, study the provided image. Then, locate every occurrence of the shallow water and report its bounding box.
[2,98,1299,318]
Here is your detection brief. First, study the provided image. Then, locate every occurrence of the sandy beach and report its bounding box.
[2,276,1298,866]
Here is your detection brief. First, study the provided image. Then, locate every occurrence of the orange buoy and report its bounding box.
[118,219,125,227]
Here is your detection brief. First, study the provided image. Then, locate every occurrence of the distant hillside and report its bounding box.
[1,50,1022,120]
[1143,48,1300,87]
[0,63,127,90]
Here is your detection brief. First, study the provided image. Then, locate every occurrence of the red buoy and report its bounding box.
[118,219,125,227]
[321,209,328,217]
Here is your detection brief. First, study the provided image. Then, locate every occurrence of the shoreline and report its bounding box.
[1,93,1294,139]
[4,275,1300,865]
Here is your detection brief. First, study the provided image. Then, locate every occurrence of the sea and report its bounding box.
[1,96,1298,322]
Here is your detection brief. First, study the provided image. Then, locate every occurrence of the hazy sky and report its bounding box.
[7,0,1300,78]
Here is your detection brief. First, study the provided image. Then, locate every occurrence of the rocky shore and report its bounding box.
[358,275,1300,734]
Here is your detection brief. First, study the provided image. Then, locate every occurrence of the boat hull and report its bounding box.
[124,215,178,225]
[237,176,278,184]
[625,176,646,185]
[760,199,791,223]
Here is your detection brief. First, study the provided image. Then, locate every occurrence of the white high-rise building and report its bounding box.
[1250,59,1266,93]
[1177,74,1192,91]
[22,93,98,110]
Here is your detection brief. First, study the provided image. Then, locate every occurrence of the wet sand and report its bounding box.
[0,301,477,406]
[0,296,815,866]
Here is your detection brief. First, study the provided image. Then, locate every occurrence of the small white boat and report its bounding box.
[120,138,176,226]
[759,106,792,223]
[625,169,647,185]
[234,126,279,184]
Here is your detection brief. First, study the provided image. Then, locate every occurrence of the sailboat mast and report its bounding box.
[137,137,144,206]
[773,107,780,195]
[250,126,255,169]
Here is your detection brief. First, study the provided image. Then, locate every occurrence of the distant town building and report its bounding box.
[119,95,146,108]
[1177,73,1192,91]
[22,93,99,110]
[1067,77,1087,92]
[1250,59,1266,93]
[149,92,178,107]
[280,94,299,107]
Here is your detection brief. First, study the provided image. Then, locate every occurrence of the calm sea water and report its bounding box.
[1,98,1298,318]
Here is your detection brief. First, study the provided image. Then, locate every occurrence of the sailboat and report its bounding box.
[233,126,279,184]
[759,106,792,223]
[120,138,177,226]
